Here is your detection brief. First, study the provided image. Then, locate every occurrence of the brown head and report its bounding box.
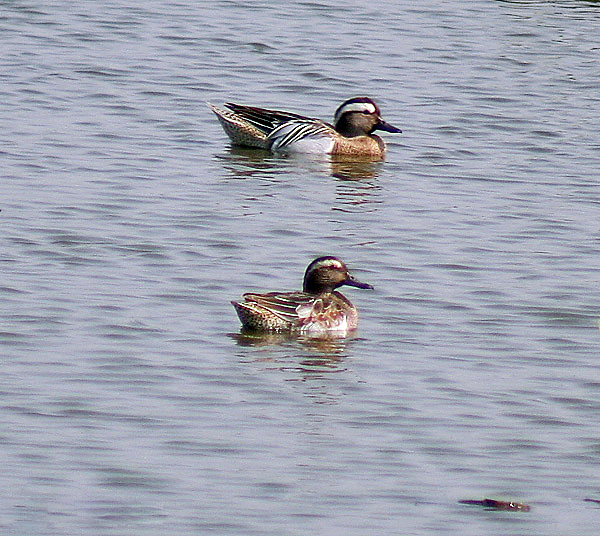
[302,256,373,295]
[333,97,402,138]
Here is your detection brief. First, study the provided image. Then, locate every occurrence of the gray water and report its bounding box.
[1,1,600,534]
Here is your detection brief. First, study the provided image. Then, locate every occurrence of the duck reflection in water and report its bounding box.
[231,328,357,355]
[230,329,357,384]
[218,145,384,181]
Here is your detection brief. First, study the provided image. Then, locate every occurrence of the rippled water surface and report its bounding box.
[2,1,600,534]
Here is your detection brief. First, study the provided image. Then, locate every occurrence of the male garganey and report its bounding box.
[209,97,401,157]
[232,256,373,335]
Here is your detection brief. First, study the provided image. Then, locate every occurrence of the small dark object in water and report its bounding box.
[459,498,531,511]
[584,498,600,505]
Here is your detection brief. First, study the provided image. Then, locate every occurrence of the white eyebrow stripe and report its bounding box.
[334,102,377,122]
[318,259,343,269]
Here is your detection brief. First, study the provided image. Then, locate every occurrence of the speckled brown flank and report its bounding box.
[210,105,269,149]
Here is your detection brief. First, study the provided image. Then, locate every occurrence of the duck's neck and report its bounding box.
[303,278,335,295]
[335,116,368,138]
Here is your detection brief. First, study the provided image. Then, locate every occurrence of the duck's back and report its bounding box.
[232,291,313,331]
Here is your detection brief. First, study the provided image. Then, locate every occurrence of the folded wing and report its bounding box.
[268,120,336,153]
[223,103,309,135]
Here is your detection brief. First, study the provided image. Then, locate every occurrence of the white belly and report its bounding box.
[300,315,350,336]
[272,136,335,154]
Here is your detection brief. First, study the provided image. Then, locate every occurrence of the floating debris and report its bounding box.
[584,498,600,505]
[459,498,531,512]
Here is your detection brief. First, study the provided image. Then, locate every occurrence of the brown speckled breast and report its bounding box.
[332,134,386,157]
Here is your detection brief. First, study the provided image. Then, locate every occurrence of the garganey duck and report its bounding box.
[232,256,373,335]
[209,97,401,157]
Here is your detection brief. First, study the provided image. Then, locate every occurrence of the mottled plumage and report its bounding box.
[232,256,373,335]
[209,97,401,157]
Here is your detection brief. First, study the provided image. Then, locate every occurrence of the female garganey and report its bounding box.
[232,256,373,335]
[209,97,401,157]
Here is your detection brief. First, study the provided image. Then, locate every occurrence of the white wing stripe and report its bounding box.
[268,120,333,151]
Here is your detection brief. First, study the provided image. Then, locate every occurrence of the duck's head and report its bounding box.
[303,256,374,295]
[333,97,402,138]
